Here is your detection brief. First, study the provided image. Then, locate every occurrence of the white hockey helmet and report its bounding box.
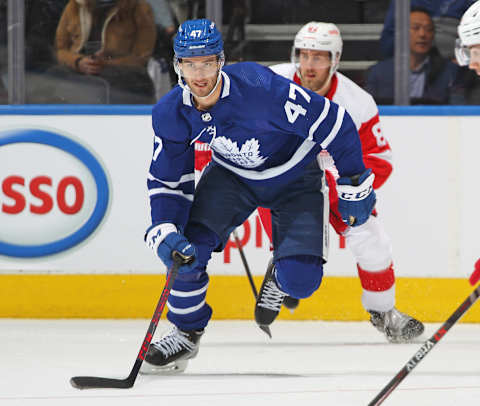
[292,22,343,76]
[455,1,480,66]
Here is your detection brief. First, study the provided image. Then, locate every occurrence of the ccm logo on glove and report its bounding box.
[338,184,373,201]
[336,169,376,227]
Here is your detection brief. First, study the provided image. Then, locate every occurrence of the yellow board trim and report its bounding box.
[1,274,479,322]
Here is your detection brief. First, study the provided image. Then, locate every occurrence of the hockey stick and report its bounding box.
[368,272,480,405]
[70,250,194,389]
[232,230,272,338]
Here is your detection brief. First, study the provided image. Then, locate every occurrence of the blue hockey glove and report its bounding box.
[336,169,376,227]
[145,223,197,273]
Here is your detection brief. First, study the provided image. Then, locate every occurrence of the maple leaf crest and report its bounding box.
[212,136,267,168]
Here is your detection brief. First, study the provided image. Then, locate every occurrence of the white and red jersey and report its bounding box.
[270,63,393,190]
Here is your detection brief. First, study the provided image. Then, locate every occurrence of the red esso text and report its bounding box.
[2,175,84,215]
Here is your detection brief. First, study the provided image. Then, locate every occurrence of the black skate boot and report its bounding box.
[255,260,287,327]
[282,296,300,312]
[140,326,204,374]
[368,307,424,343]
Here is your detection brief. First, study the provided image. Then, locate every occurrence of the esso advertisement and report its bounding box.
[0,129,110,258]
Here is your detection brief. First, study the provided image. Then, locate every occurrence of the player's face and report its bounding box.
[180,55,220,97]
[468,45,480,76]
[298,49,331,92]
[410,11,434,56]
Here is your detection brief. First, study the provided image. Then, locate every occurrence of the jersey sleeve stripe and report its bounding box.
[368,150,394,165]
[320,106,345,149]
[148,172,195,188]
[148,187,194,202]
[308,98,330,141]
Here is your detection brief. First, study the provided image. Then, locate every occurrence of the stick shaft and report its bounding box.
[368,284,480,405]
[233,230,258,298]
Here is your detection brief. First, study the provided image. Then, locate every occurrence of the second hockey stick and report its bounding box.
[70,250,194,389]
[368,274,480,405]
[232,230,272,338]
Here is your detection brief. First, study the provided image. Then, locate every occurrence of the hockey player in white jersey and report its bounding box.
[456,1,480,75]
[255,22,424,343]
[142,18,376,374]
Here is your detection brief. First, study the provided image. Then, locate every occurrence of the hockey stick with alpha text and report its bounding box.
[368,260,480,405]
[70,250,194,389]
[232,229,272,338]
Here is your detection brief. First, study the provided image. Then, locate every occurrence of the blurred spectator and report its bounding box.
[380,0,476,60]
[366,7,461,104]
[168,0,190,24]
[0,0,69,103]
[146,0,177,92]
[224,0,248,61]
[146,0,176,32]
[45,0,156,104]
[25,0,70,72]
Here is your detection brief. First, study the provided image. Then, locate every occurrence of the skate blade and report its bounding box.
[140,359,189,375]
[259,324,272,338]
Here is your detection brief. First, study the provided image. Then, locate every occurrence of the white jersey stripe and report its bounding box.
[308,98,330,141]
[221,70,231,98]
[182,87,192,106]
[369,150,394,165]
[320,106,345,149]
[148,187,194,202]
[148,172,195,188]
[211,137,316,180]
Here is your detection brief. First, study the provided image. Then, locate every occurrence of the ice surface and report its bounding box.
[0,320,479,405]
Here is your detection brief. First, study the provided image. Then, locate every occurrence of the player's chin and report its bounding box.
[192,83,215,96]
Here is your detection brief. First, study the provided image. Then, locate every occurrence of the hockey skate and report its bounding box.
[255,260,287,327]
[140,326,204,374]
[368,307,424,343]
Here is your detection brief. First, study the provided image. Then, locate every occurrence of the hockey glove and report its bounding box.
[336,169,376,227]
[145,223,197,273]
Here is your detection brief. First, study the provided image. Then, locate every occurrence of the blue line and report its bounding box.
[0,104,480,116]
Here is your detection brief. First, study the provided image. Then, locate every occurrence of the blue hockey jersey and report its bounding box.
[148,62,366,229]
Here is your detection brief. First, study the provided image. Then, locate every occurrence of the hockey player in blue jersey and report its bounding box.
[141,18,376,374]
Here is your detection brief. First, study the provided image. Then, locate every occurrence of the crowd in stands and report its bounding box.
[0,0,479,105]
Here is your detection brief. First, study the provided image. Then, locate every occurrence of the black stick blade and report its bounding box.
[70,376,133,389]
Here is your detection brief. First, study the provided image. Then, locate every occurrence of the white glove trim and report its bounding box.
[337,173,375,201]
[145,223,177,253]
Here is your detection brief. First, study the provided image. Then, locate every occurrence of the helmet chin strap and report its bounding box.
[177,69,223,100]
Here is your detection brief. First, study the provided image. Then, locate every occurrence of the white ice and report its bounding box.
[0,320,479,406]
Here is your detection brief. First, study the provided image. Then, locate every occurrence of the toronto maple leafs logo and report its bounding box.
[211,136,267,168]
